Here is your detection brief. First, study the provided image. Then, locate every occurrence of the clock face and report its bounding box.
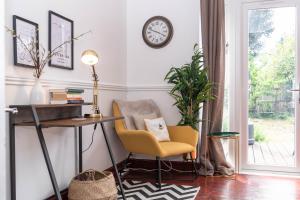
[142,16,173,48]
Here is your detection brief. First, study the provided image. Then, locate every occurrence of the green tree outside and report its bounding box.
[249,35,296,118]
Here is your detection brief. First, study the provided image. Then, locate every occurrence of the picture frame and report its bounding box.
[48,11,74,70]
[13,15,39,68]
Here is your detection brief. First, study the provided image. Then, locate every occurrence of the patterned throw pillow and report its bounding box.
[144,117,170,141]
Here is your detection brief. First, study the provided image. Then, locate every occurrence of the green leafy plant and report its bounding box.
[164,44,214,130]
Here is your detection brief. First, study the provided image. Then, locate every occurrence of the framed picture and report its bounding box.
[13,15,39,68]
[48,11,74,70]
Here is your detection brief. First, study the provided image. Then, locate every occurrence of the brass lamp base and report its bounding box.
[84,113,103,118]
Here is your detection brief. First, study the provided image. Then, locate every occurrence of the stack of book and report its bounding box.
[66,88,84,104]
[49,89,67,104]
[49,88,84,104]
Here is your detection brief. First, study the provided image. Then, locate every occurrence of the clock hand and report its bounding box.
[149,28,166,37]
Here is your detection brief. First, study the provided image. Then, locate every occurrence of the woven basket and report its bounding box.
[68,169,118,200]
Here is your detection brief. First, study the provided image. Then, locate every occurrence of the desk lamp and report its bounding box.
[81,50,102,118]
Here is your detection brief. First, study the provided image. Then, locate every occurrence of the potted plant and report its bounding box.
[165,44,214,130]
[6,26,89,104]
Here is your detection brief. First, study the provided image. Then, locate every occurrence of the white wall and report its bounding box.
[1,0,6,199]
[4,0,127,199]
[5,0,127,85]
[126,0,200,160]
[126,0,200,125]
[4,0,201,198]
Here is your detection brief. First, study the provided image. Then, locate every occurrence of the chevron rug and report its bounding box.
[117,180,200,200]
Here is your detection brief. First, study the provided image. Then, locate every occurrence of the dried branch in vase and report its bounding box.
[5,26,91,78]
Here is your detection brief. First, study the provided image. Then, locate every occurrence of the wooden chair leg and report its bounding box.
[156,156,161,190]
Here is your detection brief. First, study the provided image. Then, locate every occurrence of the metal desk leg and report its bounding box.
[9,113,16,200]
[79,126,83,173]
[100,122,126,200]
[31,107,62,200]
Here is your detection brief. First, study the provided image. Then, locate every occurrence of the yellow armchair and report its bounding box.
[112,100,199,189]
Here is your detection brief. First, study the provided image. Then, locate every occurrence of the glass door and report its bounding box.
[242,1,300,172]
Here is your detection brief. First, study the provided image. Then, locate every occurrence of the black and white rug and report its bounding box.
[118,180,200,200]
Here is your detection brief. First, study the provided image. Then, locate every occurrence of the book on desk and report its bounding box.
[49,88,85,104]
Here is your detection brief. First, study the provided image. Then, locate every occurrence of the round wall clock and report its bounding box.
[142,16,173,49]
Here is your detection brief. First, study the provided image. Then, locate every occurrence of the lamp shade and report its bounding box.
[81,50,99,65]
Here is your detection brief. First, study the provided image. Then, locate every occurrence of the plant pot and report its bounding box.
[30,79,46,104]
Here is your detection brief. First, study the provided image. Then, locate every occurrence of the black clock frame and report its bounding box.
[142,16,173,49]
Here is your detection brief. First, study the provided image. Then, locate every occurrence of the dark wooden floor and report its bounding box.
[125,172,300,200]
[48,172,300,200]
[48,157,300,200]
[165,174,300,200]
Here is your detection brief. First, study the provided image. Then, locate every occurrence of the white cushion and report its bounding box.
[144,117,170,142]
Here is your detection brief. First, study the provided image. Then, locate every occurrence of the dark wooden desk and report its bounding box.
[9,104,126,200]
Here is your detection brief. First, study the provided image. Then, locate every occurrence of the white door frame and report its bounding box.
[239,0,300,173]
[0,0,7,199]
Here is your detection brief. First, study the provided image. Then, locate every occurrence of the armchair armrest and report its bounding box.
[118,130,163,157]
[167,126,198,147]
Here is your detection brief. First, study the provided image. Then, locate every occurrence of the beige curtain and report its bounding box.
[199,0,234,176]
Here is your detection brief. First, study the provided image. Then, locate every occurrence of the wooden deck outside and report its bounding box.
[248,142,295,167]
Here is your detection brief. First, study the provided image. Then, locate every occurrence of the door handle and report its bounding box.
[5,108,18,114]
